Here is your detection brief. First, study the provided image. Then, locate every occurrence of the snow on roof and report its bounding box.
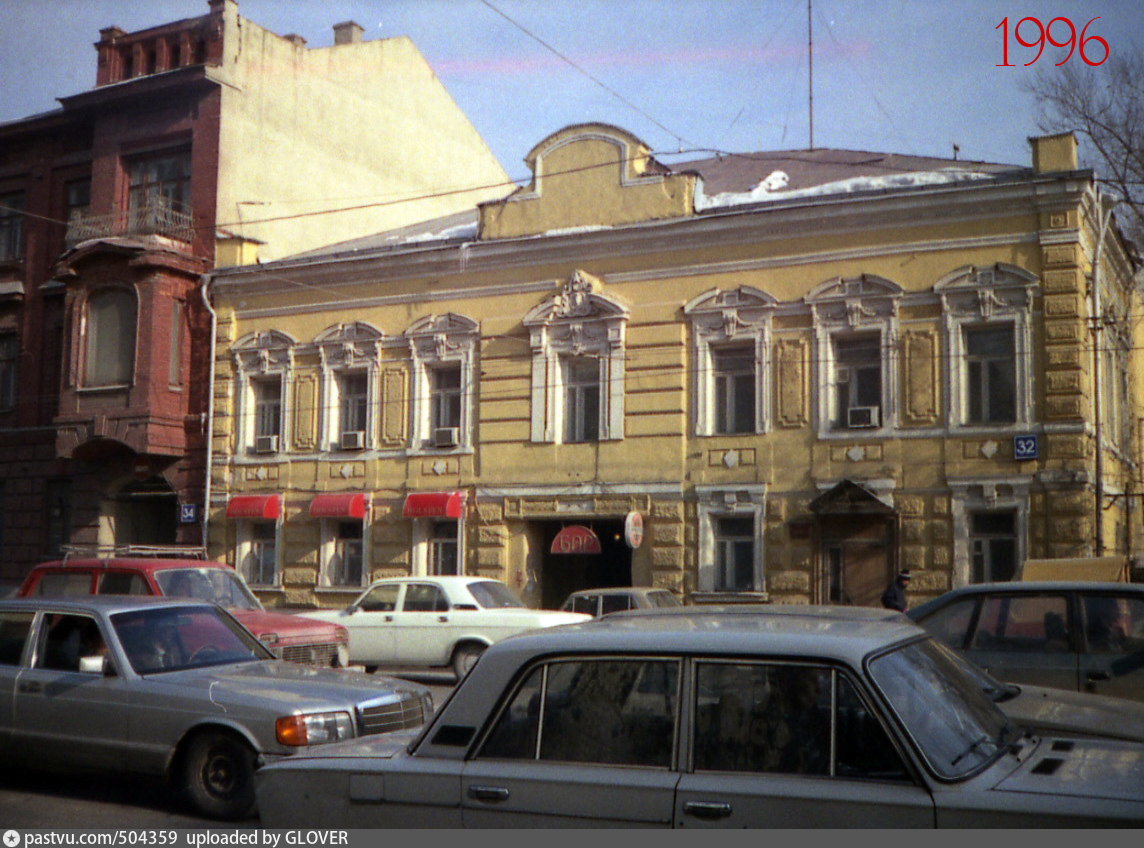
[694,168,997,211]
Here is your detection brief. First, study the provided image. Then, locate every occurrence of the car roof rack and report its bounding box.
[60,544,209,563]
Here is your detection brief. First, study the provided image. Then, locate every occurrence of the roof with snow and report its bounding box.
[285,148,1027,261]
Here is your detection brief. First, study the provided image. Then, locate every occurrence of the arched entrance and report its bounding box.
[106,474,178,546]
[810,480,897,607]
[537,519,631,609]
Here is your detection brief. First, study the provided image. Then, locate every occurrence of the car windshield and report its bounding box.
[467,581,526,609]
[155,567,263,611]
[867,637,1020,779]
[111,604,271,674]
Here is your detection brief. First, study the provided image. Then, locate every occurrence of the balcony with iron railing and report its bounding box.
[66,199,196,248]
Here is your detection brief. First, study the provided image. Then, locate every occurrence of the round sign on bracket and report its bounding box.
[624,512,644,549]
[550,525,602,555]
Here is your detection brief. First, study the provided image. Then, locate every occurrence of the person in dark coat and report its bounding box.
[880,570,911,612]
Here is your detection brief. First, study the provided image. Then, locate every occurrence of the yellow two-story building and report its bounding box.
[205,124,1141,610]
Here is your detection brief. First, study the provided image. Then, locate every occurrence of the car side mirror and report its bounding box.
[79,655,114,676]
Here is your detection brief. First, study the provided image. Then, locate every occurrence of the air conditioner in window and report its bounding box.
[340,430,365,450]
[847,406,880,428]
[433,427,460,448]
[254,435,279,454]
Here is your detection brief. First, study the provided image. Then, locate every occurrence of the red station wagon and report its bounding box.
[17,556,350,668]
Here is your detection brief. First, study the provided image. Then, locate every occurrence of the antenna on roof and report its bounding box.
[807,0,814,151]
[953,143,960,160]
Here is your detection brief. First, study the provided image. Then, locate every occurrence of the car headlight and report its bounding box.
[275,711,354,746]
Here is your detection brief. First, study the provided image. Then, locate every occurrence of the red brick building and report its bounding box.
[0,0,508,588]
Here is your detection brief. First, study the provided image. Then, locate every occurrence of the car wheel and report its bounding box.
[364,665,378,674]
[451,643,485,679]
[181,730,257,821]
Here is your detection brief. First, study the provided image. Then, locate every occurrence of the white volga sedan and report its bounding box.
[257,606,1144,828]
[299,576,589,678]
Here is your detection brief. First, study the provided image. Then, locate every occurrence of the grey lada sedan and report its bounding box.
[0,596,433,820]
[256,606,1144,827]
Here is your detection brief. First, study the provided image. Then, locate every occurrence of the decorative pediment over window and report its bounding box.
[405,313,479,360]
[806,274,902,327]
[314,321,384,369]
[523,270,629,353]
[934,263,1037,318]
[684,286,777,336]
[232,330,296,372]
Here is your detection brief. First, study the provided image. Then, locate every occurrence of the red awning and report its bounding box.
[403,492,466,519]
[309,493,367,519]
[226,495,280,520]
[551,525,602,555]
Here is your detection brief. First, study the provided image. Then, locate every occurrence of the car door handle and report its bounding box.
[438,615,449,623]
[682,801,733,820]
[385,615,394,623]
[17,681,42,694]
[467,785,510,803]
[1087,670,1112,682]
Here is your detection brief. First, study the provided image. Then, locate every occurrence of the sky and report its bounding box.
[2,0,1142,181]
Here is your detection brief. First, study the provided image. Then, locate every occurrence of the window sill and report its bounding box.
[77,383,132,394]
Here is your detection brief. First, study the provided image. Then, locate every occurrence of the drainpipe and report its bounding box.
[1091,198,1113,554]
[201,272,218,553]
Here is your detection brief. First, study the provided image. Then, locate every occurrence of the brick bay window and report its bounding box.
[84,288,137,387]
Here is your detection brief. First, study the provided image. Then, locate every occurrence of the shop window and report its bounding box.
[429,521,459,576]
[240,522,277,587]
[323,520,364,587]
[84,289,136,387]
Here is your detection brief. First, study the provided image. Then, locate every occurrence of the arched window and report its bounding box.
[85,289,136,386]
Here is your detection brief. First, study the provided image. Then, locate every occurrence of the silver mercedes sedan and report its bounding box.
[0,596,433,820]
[256,606,1144,828]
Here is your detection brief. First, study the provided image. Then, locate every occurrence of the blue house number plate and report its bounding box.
[1013,434,1038,460]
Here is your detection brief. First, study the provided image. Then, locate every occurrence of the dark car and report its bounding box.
[17,554,350,668]
[560,587,682,617]
[907,581,1144,700]
[256,606,1144,828]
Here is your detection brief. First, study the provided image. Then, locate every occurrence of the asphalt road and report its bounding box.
[0,670,456,830]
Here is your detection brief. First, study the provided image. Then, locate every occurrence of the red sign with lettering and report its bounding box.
[550,525,602,555]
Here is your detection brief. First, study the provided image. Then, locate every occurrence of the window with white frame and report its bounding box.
[524,271,628,444]
[84,288,137,387]
[684,286,774,437]
[937,264,1035,429]
[251,378,282,454]
[316,322,383,452]
[808,275,901,436]
[231,330,294,455]
[337,371,369,447]
[561,355,600,443]
[964,325,1016,424]
[714,516,755,590]
[696,486,766,592]
[406,313,478,451]
[713,345,756,435]
[239,522,277,586]
[832,334,882,430]
[949,478,1029,587]
[322,520,365,587]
